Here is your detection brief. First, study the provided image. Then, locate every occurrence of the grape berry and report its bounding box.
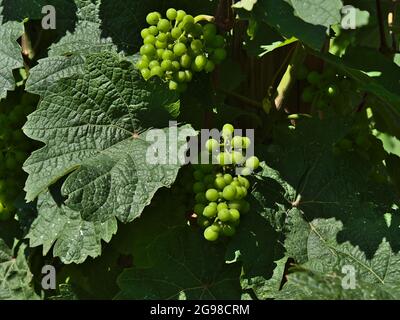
[137,9,227,92]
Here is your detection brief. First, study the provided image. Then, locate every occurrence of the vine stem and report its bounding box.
[376,0,389,53]
[218,88,263,109]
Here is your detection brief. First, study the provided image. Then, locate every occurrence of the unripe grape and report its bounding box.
[307,71,321,85]
[176,71,187,83]
[176,10,186,21]
[162,50,175,60]
[148,26,158,35]
[173,43,187,56]
[150,66,163,78]
[143,35,156,44]
[136,58,149,70]
[140,44,156,56]
[169,80,178,90]
[148,60,159,69]
[193,182,205,193]
[180,54,192,69]
[195,192,207,203]
[218,208,231,222]
[194,55,207,71]
[217,202,228,212]
[197,216,211,229]
[171,61,180,71]
[229,209,240,221]
[212,35,225,48]
[223,174,233,184]
[204,60,215,73]
[205,188,219,202]
[194,203,206,215]
[156,48,164,58]
[232,151,244,165]
[190,39,203,52]
[171,27,182,39]
[141,28,150,39]
[232,136,244,149]
[157,33,168,42]
[222,224,236,237]
[146,12,161,25]
[245,156,260,170]
[157,19,171,33]
[216,152,232,165]
[222,185,237,201]
[212,48,227,62]
[204,227,219,241]
[205,138,220,152]
[155,40,167,49]
[184,70,193,82]
[161,59,172,71]
[238,176,250,189]
[141,68,151,80]
[242,137,251,149]
[203,205,217,218]
[214,177,226,190]
[222,123,234,137]
[166,8,177,20]
[301,86,315,103]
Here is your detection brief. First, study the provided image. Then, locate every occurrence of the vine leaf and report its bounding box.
[27,191,117,264]
[232,0,258,11]
[0,242,40,299]
[0,20,24,101]
[23,51,194,227]
[286,0,343,27]
[279,210,400,299]
[26,0,115,95]
[116,228,242,300]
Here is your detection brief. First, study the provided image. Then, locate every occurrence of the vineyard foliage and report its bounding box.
[0,0,400,300]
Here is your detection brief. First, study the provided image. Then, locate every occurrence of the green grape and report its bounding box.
[190,23,203,37]
[218,208,231,222]
[182,15,195,29]
[195,192,207,204]
[157,33,168,42]
[223,174,233,184]
[205,138,220,152]
[180,54,192,69]
[194,203,206,215]
[162,50,175,60]
[190,39,203,52]
[193,182,206,193]
[222,224,236,237]
[169,80,178,90]
[173,43,187,56]
[212,35,225,48]
[140,44,156,56]
[166,8,177,20]
[141,68,151,80]
[222,123,234,137]
[184,70,193,82]
[197,216,211,229]
[146,12,161,25]
[148,26,158,35]
[156,48,165,59]
[176,71,187,82]
[0,202,12,222]
[307,71,321,85]
[136,58,149,70]
[161,59,172,71]
[214,177,226,190]
[203,205,217,218]
[227,200,242,210]
[194,55,207,71]
[148,60,160,69]
[205,188,219,202]
[204,60,215,73]
[155,40,168,49]
[171,61,181,71]
[245,156,260,170]
[217,202,228,212]
[193,170,204,181]
[157,19,171,33]
[203,174,214,186]
[229,209,240,221]
[232,151,244,165]
[176,10,186,21]
[203,23,217,35]
[238,176,250,189]
[204,226,219,241]
[326,85,339,97]
[231,136,243,149]
[141,28,150,39]
[150,66,163,78]
[209,202,218,208]
[235,186,245,199]
[216,152,232,165]
[212,48,227,63]
[143,35,156,44]
[222,185,237,201]
[171,27,182,39]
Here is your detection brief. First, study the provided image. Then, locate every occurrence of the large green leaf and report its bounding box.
[286,0,343,27]
[0,20,24,101]
[23,51,194,227]
[26,0,115,95]
[279,211,400,299]
[116,228,242,300]
[254,0,327,50]
[27,191,117,264]
[0,242,40,300]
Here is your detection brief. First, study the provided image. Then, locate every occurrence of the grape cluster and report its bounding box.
[297,65,356,110]
[137,9,227,92]
[0,93,37,221]
[192,124,261,242]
